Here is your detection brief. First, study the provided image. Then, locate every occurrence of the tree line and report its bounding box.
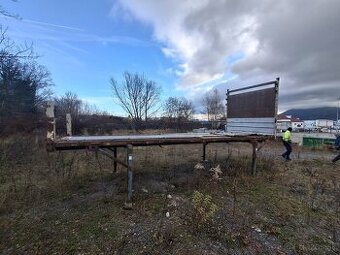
[0,26,52,118]
[0,27,225,134]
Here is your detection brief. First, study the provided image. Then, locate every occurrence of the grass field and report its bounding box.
[0,134,339,254]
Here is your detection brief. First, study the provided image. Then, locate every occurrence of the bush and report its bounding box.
[191,190,218,226]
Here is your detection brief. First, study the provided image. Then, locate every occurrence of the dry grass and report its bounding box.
[0,134,339,254]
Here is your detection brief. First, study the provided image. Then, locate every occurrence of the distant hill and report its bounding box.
[282,107,338,120]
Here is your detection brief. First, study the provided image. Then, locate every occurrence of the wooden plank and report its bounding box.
[48,134,269,151]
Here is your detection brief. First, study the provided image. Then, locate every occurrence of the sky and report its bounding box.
[1,0,339,115]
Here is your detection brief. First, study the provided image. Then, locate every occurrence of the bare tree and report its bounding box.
[0,1,20,19]
[164,97,179,120]
[143,80,161,122]
[179,97,194,120]
[55,92,107,117]
[81,102,107,116]
[202,89,225,129]
[164,96,194,130]
[55,92,82,118]
[54,92,110,135]
[54,92,83,135]
[0,26,34,62]
[20,62,53,109]
[0,28,52,117]
[110,71,161,129]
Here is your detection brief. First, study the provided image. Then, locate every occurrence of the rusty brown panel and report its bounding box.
[227,87,276,118]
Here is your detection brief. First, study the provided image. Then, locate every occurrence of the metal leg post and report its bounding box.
[113,147,117,172]
[202,142,207,162]
[251,142,258,175]
[124,144,133,209]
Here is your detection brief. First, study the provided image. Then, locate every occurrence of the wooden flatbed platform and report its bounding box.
[47,133,268,151]
[46,132,269,206]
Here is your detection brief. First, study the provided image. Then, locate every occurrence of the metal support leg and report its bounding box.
[124,144,133,209]
[202,142,207,162]
[113,147,117,172]
[251,142,258,175]
[98,148,127,168]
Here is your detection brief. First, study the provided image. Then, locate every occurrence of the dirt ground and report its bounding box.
[0,135,339,254]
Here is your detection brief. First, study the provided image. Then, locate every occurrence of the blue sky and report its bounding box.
[0,0,185,114]
[1,0,340,114]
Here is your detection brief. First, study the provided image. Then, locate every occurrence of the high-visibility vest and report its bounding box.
[283,130,291,142]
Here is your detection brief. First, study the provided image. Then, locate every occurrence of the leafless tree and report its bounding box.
[0,28,52,117]
[0,1,20,19]
[0,26,34,61]
[81,102,107,116]
[179,97,194,120]
[54,92,110,134]
[54,92,83,135]
[55,92,82,118]
[164,96,194,130]
[164,97,179,120]
[21,62,53,107]
[202,89,225,129]
[110,71,161,129]
[144,80,161,122]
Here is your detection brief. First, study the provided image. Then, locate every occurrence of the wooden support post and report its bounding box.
[124,144,133,209]
[202,142,207,162]
[251,141,258,175]
[113,147,117,172]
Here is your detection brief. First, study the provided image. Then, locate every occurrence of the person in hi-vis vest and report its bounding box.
[282,127,292,160]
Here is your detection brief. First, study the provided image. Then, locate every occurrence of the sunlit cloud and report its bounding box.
[114,0,340,110]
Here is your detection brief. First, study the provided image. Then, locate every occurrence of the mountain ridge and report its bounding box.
[282,107,338,120]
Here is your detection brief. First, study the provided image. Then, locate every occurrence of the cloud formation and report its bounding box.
[115,0,340,110]
[0,15,152,57]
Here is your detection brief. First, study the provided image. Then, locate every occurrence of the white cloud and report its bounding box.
[114,0,258,88]
[114,0,340,110]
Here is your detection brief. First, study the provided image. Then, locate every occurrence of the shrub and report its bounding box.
[191,190,218,225]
